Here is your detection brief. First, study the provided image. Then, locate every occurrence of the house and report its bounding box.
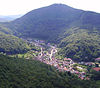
[95,58,100,61]
[85,62,94,66]
[75,71,79,74]
[54,63,58,67]
[26,57,30,59]
[63,67,68,71]
[78,62,85,65]
[52,58,55,61]
[86,77,90,80]
[92,67,100,71]
[81,72,86,75]
[64,58,72,61]
[77,66,83,70]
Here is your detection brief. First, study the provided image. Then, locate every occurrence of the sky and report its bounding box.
[0,0,100,15]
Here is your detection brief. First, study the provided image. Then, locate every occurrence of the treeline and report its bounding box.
[0,32,30,54]
[0,54,100,88]
[58,28,100,62]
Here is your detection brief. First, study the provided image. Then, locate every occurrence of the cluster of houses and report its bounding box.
[78,58,100,72]
[24,38,100,80]
[37,54,89,80]
[31,40,89,80]
[92,58,100,71]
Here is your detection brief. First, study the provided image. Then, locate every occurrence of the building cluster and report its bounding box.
[25,39,100,80]
[37,55,89,80]
[31,40,89,80]
[92,58,100,72]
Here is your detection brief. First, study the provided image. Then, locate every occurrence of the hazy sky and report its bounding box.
[0,0,100,15]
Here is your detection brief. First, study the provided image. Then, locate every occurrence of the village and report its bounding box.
[24,38,100,80]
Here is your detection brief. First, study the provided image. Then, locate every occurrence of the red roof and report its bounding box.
[52,58,55,60]
[95,58,100,61]
[86,77,90,80]
[75,71,79,74]
[64,67,68,71]
[64,58,72,61]
[92,67,100,71]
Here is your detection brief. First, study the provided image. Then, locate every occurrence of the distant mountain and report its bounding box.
[0,14,23,22]
[2,4,100,61]
[0,18,9,22]
[4,4,84,41]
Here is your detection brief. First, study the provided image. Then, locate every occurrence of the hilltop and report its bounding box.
[1,4,100,61]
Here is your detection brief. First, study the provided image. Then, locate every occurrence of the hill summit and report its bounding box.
[3,4,100,61]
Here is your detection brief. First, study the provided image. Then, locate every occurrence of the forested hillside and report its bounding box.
[0,54,100,88]
[4,4,84,42]
[0,4,100,88]
[0,29,30,54]
[4,4,100,42]
[2,4,100,61]
[0,24,13,34]
[0,32,30,54]
[58,27,100,61]
[0,23,30,54]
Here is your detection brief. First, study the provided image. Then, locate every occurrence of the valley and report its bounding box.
[0,3,100,88]
[11,38,99,80]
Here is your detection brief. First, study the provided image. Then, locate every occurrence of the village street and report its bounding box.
[23,38,99,80]
[25,39,89,80]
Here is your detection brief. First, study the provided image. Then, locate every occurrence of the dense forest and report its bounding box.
[1,4,100,61]
[0,4,100,88]
[4,4,100,42]
[0,32,30,54]
[0,54,100,88]
[0,24,30,54]
[58,27,100,61]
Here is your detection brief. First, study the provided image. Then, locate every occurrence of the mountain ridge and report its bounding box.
[1,4,100,61]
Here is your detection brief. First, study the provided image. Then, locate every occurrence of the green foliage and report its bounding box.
[0,24,13,34]
[3,4,100,61]
[11,50,39,59]
[91,70,100,80]
[0,32,30,54]
[4,4,100,43]
[0,54,99,88]
[58,28,100,61]
[1,4,100,61]
[4,4,84,43]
